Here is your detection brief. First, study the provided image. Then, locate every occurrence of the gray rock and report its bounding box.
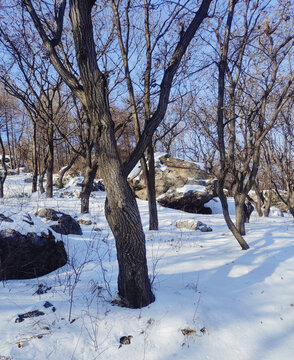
[158,189,213,214]
[129,154,211,201]
[35,208,82,236]
[50,214,82,236]
[35,208,59,221]
[199,225,212,232]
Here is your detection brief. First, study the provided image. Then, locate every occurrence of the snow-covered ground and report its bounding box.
[0,173,294,360]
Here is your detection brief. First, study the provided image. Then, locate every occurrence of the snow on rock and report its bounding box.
[176,184,207,194]
[175,219,212,232]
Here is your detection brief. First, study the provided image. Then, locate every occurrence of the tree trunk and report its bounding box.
[217,182,249,250]
[263,190,272,217]
[147,143,158,230]
[235,203,245,235]
[39,172,45,194]
[39,151,48,194]
[97,129,155,307]
[104,177,155,308]
[252,185,264,217]
[234,194,246,235]
[68,0,155,308]
[81,162,98,214]
[0,135,8,198]
[32,121,38,193]
[5,114,14,170]
[46,122,54,198]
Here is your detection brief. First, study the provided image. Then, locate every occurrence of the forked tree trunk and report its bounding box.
[56,154,79,189]
[217,183,249,250]
[69,0,155,308]
[81,163,98,214]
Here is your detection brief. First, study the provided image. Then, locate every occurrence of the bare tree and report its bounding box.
[207,0,293,248]
[0,88,22,195]
[18,0,212,308]
[0,14,69,197]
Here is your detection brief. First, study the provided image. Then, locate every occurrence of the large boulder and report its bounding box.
[158,186,214,214]
[35,208,82,235]
[129,154,216,213]
[0,229,67,280]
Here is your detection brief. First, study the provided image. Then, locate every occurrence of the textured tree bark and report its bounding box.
[81,162,98,214]
[0,134,7,198]
[234,195,246,236]
[95,111,155,307]
[46,122,54,198]
[104,184,155,307]
[220,193,249,250]
[32,121,38,193]
[146,143,158,230]
[5,115,14,170]
[39,151,48,194]
[263,190,272,217]
[217,182,249,250]
[252,185,264,217]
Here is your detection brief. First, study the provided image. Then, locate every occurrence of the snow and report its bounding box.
[176,184,207,193]
[0,173,294,360]
[206,197,236,215]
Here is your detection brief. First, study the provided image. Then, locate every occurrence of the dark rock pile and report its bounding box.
[0,229,67,280]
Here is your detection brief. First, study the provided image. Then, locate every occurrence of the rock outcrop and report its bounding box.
[0,229,67,280]
[129,154,216,213]
[158,186,214,214]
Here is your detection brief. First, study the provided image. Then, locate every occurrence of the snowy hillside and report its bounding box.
[0,173,294,360]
